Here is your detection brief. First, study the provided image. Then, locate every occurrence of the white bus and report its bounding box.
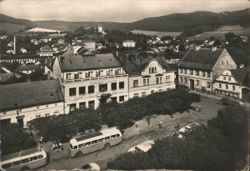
[0,147,48,171]
[68,127,122,157]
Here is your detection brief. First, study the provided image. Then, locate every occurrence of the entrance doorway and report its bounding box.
[242,88,250,102]
[16,115,24,127]
[190,79,195,90]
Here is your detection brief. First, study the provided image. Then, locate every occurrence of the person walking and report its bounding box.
[146,116,151,126]
[159,121,163,128]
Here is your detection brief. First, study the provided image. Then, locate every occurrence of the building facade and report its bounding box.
[214,67,250,101]
[178,47,237,93]
[128,59,176,98]
[0,80,64,126]
[53,51,129,113]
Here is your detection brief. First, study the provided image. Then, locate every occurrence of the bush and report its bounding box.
[108,126,234,171]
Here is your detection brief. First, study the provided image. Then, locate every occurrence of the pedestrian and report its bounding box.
[159,121,162,129]
[59,142,63,151]
[146,116,151,126]
[135,121,139,128]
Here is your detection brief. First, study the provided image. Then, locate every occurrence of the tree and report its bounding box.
[1,124,37,155]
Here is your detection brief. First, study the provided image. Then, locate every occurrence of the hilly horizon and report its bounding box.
[0,8,250,36]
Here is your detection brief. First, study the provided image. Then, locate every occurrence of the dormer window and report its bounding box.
[149,67,157,74]
[96,71,101,77]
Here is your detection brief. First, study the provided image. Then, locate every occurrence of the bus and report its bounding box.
[68,127,122,157]
[0,147,48,171]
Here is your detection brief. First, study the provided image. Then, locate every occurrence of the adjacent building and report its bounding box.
[119,56,176,99]
[0,79,64,126]
[214,67,250,101]
[178,47,237,93]
[53,50,129,113]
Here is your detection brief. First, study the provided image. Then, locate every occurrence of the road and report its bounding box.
[38,96,224,170]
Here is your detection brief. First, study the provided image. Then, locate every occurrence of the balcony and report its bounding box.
[62,73,128,83]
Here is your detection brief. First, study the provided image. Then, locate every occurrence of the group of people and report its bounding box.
[52,142,64,151]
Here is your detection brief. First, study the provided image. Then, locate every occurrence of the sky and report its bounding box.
[0,0,249,22]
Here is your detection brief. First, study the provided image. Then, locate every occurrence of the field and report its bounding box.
[0,22,26,33]
[187,25,250,41]
[131,29,182,38]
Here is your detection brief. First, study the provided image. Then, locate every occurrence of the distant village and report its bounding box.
[0,25,249,126]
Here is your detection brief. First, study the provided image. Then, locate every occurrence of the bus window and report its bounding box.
[79,143,85,148]
[105,136,110,140]
[86,142,91,146]
[97,138,104,143]
[30,156,38,161]
[2,163,11,169]
[21,158,29,164]
[92,140,98,144]
[111,135,116,139]
[12,160,20,166]
[116,134,120,137]
[38,155,43,159]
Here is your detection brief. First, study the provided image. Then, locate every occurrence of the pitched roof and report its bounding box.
[118,55,174,75]
[178,48,224,70]
[231,67,250,85]
[59,51,121,72]
[0,79,64,111]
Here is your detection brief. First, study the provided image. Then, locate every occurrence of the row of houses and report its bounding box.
[1,47,249,126]
[0,50,176,126]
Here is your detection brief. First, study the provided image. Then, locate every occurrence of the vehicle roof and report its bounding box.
[1,147,46,163]
[70,127,121,146]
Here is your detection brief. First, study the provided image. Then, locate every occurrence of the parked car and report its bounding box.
[177,122,201,139]
[128,140,155,153]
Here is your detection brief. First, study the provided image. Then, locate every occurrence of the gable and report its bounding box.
[142,59,165,75]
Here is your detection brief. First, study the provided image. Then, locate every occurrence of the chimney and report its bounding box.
[13,34,16,55]
[212,46,217,51]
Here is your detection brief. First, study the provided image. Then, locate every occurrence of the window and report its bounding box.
[69,88,76,96]
[133,80,139,87]
[111,97,117,102]
[219,83,222,88]
[149,67,157,73]
[196,80,200,86]
[88,101,95,109]
[180,69,183,74]
[226,84,228,89]
[105,136,111,140]
[180,77,183,83]
[119,96,125,102]
[107,69,113,76]
[79,87,85,95]
[66,73,71,80]
[85,72,91,78]
[184,78,188,84]
[207,82,211,88]
[74,73,79,79]
[207,72,211,78]
[223,76,226,80]
[195,70,199,76]
[99,84,108,92]
[233,86,235,90]
[30,156,38,161]
[70,103,76,111]
[96,70,101,77]
[202,71,205,77]
[190,70,193,75]
[79,102,86,109]
[156,77,162,84]
[115,69,121,75]
[111,82,117,91]
[166,76,170,82]
[133,93,139,98]
[229,77,231,81]
[143,78,149,86]
[119,82,124,89]
[88,85,95,94]
[38,155,43,159]
[21,158,29,164]
[184,69,187,74]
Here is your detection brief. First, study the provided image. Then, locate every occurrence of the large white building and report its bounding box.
[178,47,237,93]
[0,80,64,126]
[53,50,129,113]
